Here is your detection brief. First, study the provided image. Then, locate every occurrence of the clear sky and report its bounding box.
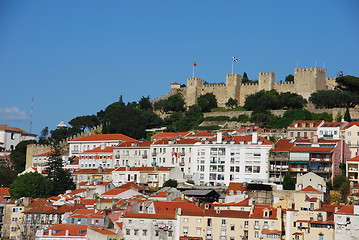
[0,0,358,136]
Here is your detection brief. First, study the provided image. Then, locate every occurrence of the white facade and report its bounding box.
[335,206,359,239]
[113,141,151,168]
[317,122,347,140]
[192,133,273,186]
[0,125,36,151]
[78,146,114,169]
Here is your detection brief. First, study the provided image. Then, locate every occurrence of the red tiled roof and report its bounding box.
[249,205,278,219]
[152,132,191,139]
[153,201,202,215]
[342,121,359,130]
[290,146,333,153]
[82,146,114,153]
[0,187,10,195]
[117,141,152,147]
[35,150,67,157]
[299,186,321,193]
[124,212,176,219]
[214,198,250,207]
[70,134,136,142]
[66,188,87,195]
[188,131,215,137]
[310,220,335,225]
[47,224,87,236]
[181,209,250,218]
[90,228,116,235]
[306,197,319,202]
[118,182,145,191]
[101,188,128,196]
[348,155,359,162]
[336,205,354,214]
[320,122,346,127]
[0,124,36,136]
[270,139,294,152]
[226,182,246,195]
[288,120,323,128]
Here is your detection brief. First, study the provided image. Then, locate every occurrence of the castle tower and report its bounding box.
[258,72,275,91]
[226,74,242,101]
[294,67,327,99]
[186,77,204,106]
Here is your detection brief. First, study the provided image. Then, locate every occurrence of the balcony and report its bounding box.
[348,168,358,172]
[179,162,185,166]
[181,152,185,156]
[311,158,330,162]
[311,167,330,173]
[290,168,308,172]
[152,152,157,157]
[115,155,120,159]
[254,225,260,230]
[142,154,148,159]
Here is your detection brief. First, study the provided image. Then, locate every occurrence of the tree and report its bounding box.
[10,172,53,199]
[45,146,75,196]
[10,140,37,172]
[242,72,250,83]
[332,175,350,203]
[0,166,18,187]
[154,99,170,114]
[197,93,218,112]
[69,115,100,131]
[285,74,294,82]
[237,114,250,123]
[50,127,82,144]
[335,75,359,95]
[225,98,238,109]
[163,179,177,188]
[244,90,280,110]
[101,100,163,139]
[138,96,153,110]
[38,127,49,144]
[166,94,185,112]
[344,108,351,122]
[278,92,307,109]
[282,173,296,190]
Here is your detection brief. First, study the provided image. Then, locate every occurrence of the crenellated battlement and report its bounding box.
[326,77,336,81]
[241,82,259,86]
[274,81,295,85]
[259,72,271,76]
[295,67,326,73]
[204,83,226,87]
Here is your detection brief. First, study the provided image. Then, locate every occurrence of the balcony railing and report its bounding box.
[152,152,157,157]
[142,154,148,158]
[311,158,330,162]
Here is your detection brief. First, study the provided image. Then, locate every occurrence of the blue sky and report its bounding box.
[0,0,358,136]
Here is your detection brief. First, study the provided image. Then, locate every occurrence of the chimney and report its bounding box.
[312,135,318,143]
[252,132,258,144]
[217,132,223,144]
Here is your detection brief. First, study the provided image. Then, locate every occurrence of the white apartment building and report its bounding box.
[334,205,359,239]
[113,140,151,168]
[68,134,136,156]
[78,146,114,169]
[192,132,274,186]
[317,121,348,139]
[150,138,199,178]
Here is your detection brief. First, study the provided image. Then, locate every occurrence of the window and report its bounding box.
[155,230,159,236]
[143,230,147,236]
[263,221,268,228]
[126,229,130,235]
[184,217,188,223]
[206,229,212,237]
[134,229,139,235]
[197,218,201,223]
[244,221,248,228]
[168,231,173,236]
[207,218,212,226]
[220,230,226,237]
[230,224,235,231]
[254,231,259,238]
[221,219,226,226]
[183,227,188,235]
[196,227,201,235]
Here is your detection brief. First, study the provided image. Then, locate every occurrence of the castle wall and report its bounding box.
[201,84,228,107]
[25,144,52,169]
[273,81,296,93]
[294,67,327,99]
[238,83,259,106]
[326,77,337,90]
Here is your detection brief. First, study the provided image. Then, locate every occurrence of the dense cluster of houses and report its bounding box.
[1,120,359,239]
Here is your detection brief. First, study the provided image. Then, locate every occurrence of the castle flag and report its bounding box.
[232,57,238,62]
[193,61,197,66]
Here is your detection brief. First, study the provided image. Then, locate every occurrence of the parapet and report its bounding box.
[259,72,274,76]
[294,67,326,73]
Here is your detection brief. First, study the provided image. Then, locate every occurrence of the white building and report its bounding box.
[192,132,274,186]
[317,121,348,139]
[335,205,359,239]
[0,124,36,151]
[78,146,114,169]
[113,140,151,168]
[68,134,136,156]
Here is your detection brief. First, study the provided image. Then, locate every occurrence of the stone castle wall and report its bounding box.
[170,67,336,108]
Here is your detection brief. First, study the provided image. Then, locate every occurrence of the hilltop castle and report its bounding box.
[168,67,337,107]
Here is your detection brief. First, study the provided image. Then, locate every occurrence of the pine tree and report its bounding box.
[46,145,75,195]
[344,107,351,122]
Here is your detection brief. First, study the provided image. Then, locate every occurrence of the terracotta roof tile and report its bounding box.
[336,205,354,214]
[69,134,136,142]
[0,187,10,195]
[299,186,321,193]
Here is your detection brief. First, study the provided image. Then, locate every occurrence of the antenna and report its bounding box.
[30,97,34,133]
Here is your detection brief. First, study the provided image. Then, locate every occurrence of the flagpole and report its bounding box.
[193,63,195,78]
[232,60,234,74]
